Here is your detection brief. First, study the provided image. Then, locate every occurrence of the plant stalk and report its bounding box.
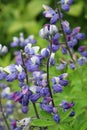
[0,93,11,130]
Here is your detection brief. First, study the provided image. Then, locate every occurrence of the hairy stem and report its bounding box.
[0,93,11,130]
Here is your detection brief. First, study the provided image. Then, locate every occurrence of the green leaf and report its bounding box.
[31,119,55,127]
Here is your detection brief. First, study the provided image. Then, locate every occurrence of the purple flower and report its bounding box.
[30,93,41,103]
[40,87,50,97]
[61,46,67,54]
[70,63,75,69]
[76,33,85,40]
[43,5,59,24]
[18,72,26,82]
[22,106,29,114]
[60,100,74,111]
[40,103,53,113]
[81,51,87,58]
[41,48,50,57]
[78,46,86,53]
[53,84,63,93]
[78,57,86,66]
[5,73,17,82]
[22,95,29,106]
[69,111,75,117]
[53,114,60,123]
[61,0,73,11]
[56,63,66,70]
[59,79,69,86]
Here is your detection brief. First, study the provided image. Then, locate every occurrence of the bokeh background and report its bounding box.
[0,0,87,48]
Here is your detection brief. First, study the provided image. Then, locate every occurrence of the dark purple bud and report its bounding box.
[69,111,75,117]
[22,95,29,106]
[53,114,60,123]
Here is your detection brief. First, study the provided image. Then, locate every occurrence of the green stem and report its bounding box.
[47,39,55,107]
[0,92,11,130]
[21,50,40,119]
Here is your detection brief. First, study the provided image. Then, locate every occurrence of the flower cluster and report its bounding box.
[0,0,86,129]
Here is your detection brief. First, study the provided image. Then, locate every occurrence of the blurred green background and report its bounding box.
[0,0,87,47]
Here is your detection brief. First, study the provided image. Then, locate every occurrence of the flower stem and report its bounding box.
[47,40,55,107]
[0,93,11,130]
[20,50,40,119]
[54,1,85,88]
[55,0,75,63]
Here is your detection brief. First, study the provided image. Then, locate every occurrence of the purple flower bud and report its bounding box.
[40,87,50,97]
[69,111,75,117]
[78,57,86,66]
[81,51,87,58]
[76,33,85,40]
[22,106,29,114]
[40,103,53,113]
[30,93,41,103]
[61,46,67,54]
[59,80,69,86]
[72,27,81,35]
[18,72,26,82]
[50,14,59,24]
[70,63,75,69]
[41,48,50,57]
[52,33,60,45]
[60,100,74,111]
[53,114,60,123]
[5,73,17,82]
[78,46,86,53]
[59,73,68,79]
[56,63,66,70]
[22,95,29,106]
[62,4,70,11]
[53,84,63,93]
